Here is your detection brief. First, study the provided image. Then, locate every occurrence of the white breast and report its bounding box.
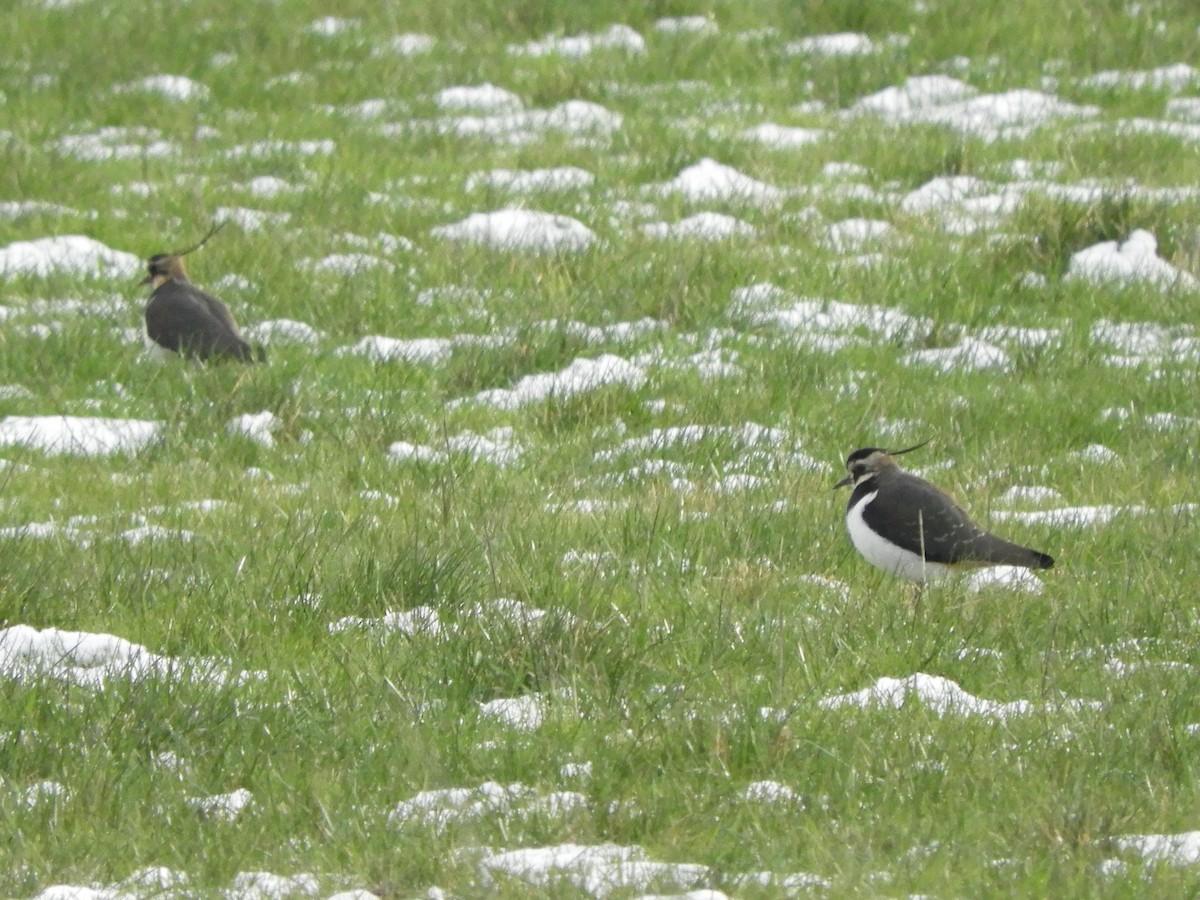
[846,490,952,584]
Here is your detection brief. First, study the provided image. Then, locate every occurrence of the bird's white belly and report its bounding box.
[846,490,953,584]
[143,328,175,361]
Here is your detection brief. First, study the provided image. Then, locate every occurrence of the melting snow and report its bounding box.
[852,75,978,115]
[388,781,535,828]
[245,318,321,346]
[309,16,356,36]
[460,354,647,410]
[642,212,755,240]
[654,16,717,35]
[0,625,258,688]
[825,218,893,251]
[423,99,623,142]
[964,565,1046,595]
[436,83,523,112]
[1114,831,1200,866]
[653,158,783,204]
[731,283,933,343]
[0,416,160,456]
[431,208,596,251]
[479,694,546,731]
[387,428,523,466]
[510,24,646,58]
[480,843,709,897]
[1080,63,1200,92]
[466,166,595,192]
[855,82,1098,141]
[114,74,209,101]
[342,335,453,363]
[302,252,395,274]
[378,33,434,55]
[992,503,1196,527]
[227,411,281,447]
[787,32,876,56]
[900,337,1012,373]
[0,235,139,277]
[740,122,826,149]
[188,788,255,822]
[741,780,804,805]
[1066,230,1198,290]
[820,673,1099,720]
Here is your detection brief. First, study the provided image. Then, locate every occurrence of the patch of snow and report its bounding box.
[330,605,444,637]
[466,166,594,193]
[214,206,292,232]
[0,200,79,219]
[479,843,709,897]
[302,252,395,275]
[855,83,1097,141]
[388,781,534,829]
[188,788,256,822]
[853,75,978,115]
[426,99,623,143]
[900,338,1012,372]
[964,565,1046,594]
[388,428,523,466]
[653,158,783,205]
[431,208,596,252]
[1066,230,1198,290]
[0,235,139,278]
[0,624,257,688]
[245,319,321,346]
[0,416,159,456]
[1080,63,1199,92]
[787,32,876,56]
[654,16,717,35]
[825,218,893,251]
[820,673,1099,720]
[115,74,209,101]
[460,354,646,410]
[741,781,804,805]
[1114,831,1200,866]
[309,16,356,36]
[740,123,826,149]
[224,140,335,160]
[343,336,453,364]
[510,24,646,58]
[990,503,1200,527]
[479,694,545,731]
[642,212,755,240]
[732,283,932,343]
[239,175,298,198]
[437,83,523,112]
[378,33,434,55]
[53,128,179,161]
[227,411,281,448]
[996,485,1064,505]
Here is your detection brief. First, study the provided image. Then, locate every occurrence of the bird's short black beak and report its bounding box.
[833,474,852,489]
[139,273,154,285]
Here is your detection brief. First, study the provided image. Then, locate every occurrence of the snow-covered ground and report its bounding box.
[3,9,1199,897]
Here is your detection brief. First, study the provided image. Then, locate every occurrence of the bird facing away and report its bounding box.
[834,442,1054,584]
[141,227,263,363]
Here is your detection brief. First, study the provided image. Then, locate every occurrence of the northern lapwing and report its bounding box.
[834,441,1054,583]
[141,223,264,363]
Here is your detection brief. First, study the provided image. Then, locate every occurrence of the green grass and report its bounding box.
[3,0,1200,895]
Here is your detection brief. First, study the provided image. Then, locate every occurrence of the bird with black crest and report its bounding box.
[834,440,1054,584]
[140,222,265,363]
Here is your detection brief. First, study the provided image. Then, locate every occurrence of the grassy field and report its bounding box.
[3,0,1200,895]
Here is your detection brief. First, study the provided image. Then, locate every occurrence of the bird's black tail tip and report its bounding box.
[1033,551,1055,570]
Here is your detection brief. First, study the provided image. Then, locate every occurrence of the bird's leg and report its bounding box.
[907,581,924,615]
